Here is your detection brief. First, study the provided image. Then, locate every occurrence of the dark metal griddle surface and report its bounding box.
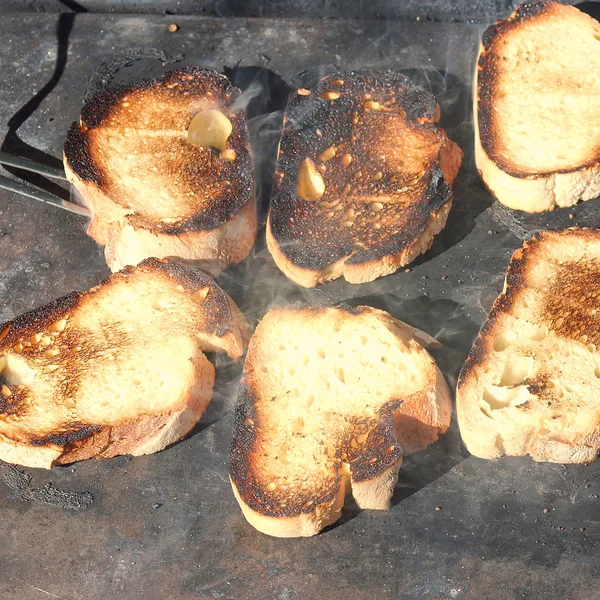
[1,11,600,600]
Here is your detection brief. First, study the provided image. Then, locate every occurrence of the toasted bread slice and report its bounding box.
[229,306,451,537]
[266,70,462,287]
[475,1,600,212]
[458,229,600,463]
[64,67,256,273]
[0,259,248,469]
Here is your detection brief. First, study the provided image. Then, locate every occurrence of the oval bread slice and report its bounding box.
[267,70,462,287]
[64,67,256,274]
[0,258,248,469]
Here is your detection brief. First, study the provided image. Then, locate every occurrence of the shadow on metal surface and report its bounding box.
[0,14,75,201]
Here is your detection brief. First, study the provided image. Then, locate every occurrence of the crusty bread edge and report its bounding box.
[64,159,257,276]
[0,259,249,469]
[230,458,402,537]
[266,198,453,288]
[230,473,349,538]
[475,16,600,213]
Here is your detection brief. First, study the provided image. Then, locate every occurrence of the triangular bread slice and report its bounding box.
[458,228,600,463]
[0,258,248,469]
[266,70,462,287]
[64,67,256,274]
[229,306,451,537]
[475,1,600,212]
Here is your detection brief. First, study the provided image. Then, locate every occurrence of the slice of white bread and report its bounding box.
[458,228,600,463]
[229,306,451,537]
[267,70,462,287]
[475,1,600,212]
[0,259,248,469]
[64,67,256,274]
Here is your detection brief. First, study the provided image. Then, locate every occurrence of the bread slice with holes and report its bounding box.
[229,305,451,537]
[266,70,462,287]
[458,228,600,463]
[0,258,248,469]
[475,1,600,212]
[64,67,256,274]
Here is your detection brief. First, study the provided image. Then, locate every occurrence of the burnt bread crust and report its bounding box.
[229,381,402,520]
[459,228,600,384]
[477,1,600,179]
[268,70,461,282]
[0,258,247,467]
[64,67,254,234]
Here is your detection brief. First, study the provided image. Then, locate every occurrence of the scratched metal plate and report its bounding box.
[1,12,599,600]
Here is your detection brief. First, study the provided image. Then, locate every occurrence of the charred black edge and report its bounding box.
[0,292,82,351]
[477,1,599,178]
[114,258,236,339]
[63,122,105,188]
[64,66,254,234]
[0,259,236,451]
[228,380,341,519]
[457,236,537,385]
[29,425,104,447]
[78,66,237,129]
[348,404,403,484]
[269,69,454,271]
[457,228,597,385]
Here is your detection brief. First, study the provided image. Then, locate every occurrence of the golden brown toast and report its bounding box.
[267,70,462,287]
[458,229,600,463]
[475,1,600,212]
[229,306,451,537]
[0,258,248,469]
[64,67,256,273]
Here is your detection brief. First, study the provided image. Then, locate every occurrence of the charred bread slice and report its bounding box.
[475,1,600,212]
[458,229,600,463]
[229,306,451,537]
[64,67,256,273]
[267,70,462,287]
[0,258,248,469]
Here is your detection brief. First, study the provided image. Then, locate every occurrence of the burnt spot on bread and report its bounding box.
[542,258,600,346]
[229,377,403,517]
[64,66,254,232]
[0,386,28,417]
[344,407,403,483]
[29,424,104,447]
[0,293,81,353]
[526,373,551,398]
[269,70,459,272]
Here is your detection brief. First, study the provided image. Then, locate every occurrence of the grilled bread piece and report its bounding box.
[458,229,600,463]
[0,259,248,469]
[475,1,600,212]
[64,67,256,273]
[229,306,451,537]
[267,70,462,287]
